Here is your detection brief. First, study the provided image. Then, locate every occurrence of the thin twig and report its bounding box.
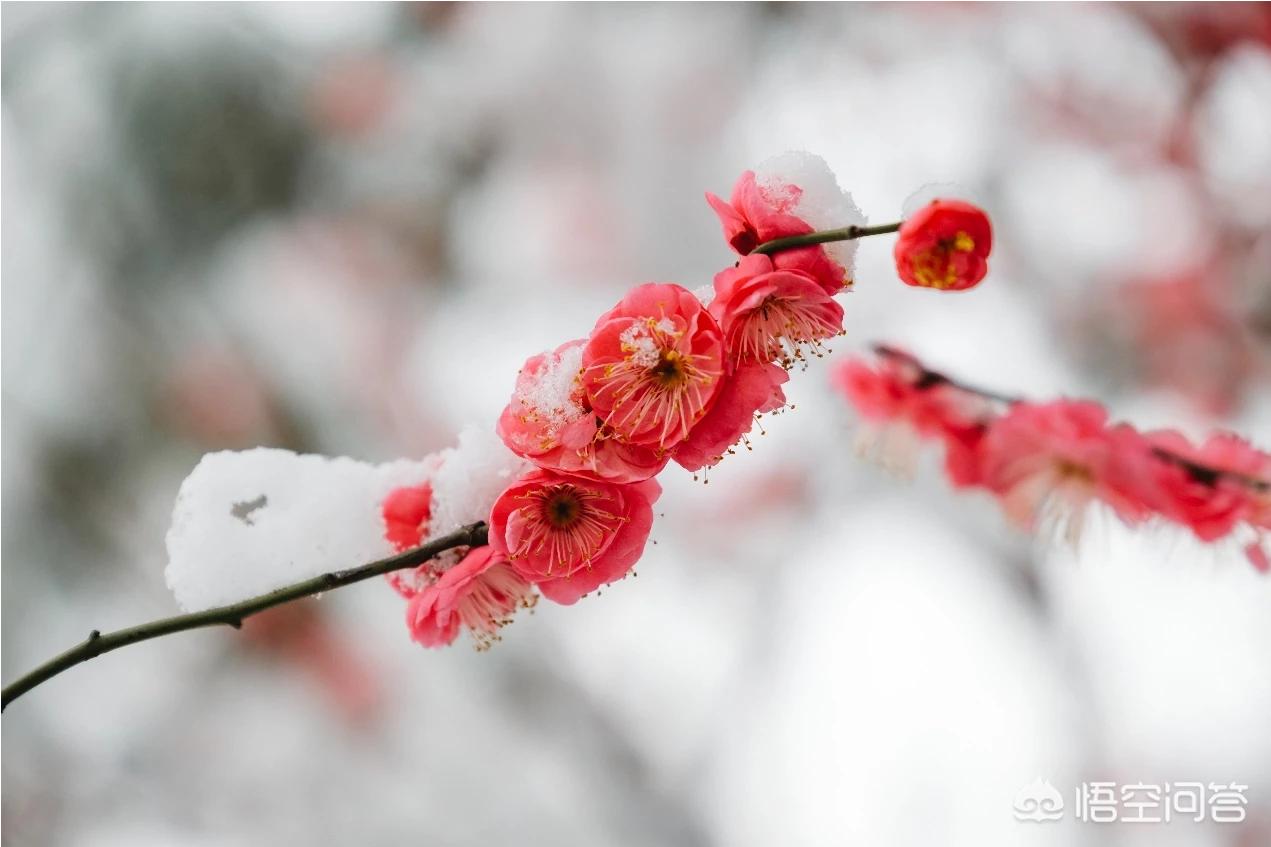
[1,522,489,711]
[751,221,901,255]
[872,343,1023,405]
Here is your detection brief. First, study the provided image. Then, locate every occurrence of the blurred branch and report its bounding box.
[873,343,1025,406]
[0,522,489,712]
[871,344,1271,494]
[751,221,901,255]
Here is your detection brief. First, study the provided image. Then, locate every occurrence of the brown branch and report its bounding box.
[751,221,902,255]
[1,522,489,712]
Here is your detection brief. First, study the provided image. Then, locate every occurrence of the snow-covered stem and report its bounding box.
[871,344,1271,494]
[0,522,489,712]
[751,221,901,256]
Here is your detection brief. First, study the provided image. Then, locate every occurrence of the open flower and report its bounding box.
[710,254,844,369]
[979,400,1151,540]
[405,545,534,650]
[706,152,865,293]
[582,283,725,452]
[894,199,992,291]
[489,469,660,605]
[497,340,667,483]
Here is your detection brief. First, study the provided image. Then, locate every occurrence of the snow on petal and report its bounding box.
[753,151,868,283]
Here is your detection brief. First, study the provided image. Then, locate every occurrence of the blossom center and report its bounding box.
[912,250,956,289]
[943,231,975,253]
[547,490,581,528]
[587,314,721,449]
[650,349,689,387]
[511,484,626,575]
[911,231,977,289]
[1054,458,1094,483]
[733,227,759,256]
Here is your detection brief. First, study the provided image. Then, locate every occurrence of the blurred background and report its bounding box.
[3,3,1271,845]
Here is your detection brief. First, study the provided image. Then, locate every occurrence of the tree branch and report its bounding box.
[870,344,1271,494]
[751,221,902,255]
[1,522,489,712]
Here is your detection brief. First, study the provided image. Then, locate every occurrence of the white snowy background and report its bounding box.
[3,4,1270,846]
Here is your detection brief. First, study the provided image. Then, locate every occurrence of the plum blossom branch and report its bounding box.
[751,221,902,256]
[871,343,1024,405]
[1147,447,1271,494]
[8,153,994,704]
[838,344,1271,571]
[870,343,1271,494]
[0,522,489,711]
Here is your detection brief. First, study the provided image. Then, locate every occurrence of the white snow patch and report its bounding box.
[165,449,440,612]
[165,428,532,611]
[427,425,532,544]
[515,344,586,430]
[619,322,662,368]
[754,150,868,281]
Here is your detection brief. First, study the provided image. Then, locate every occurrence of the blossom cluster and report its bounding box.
[834,347,1271,570]
[377,153,993,649]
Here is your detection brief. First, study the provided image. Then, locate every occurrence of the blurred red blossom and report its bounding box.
[834,347,1270,569]
[1117,272,1258,416]
[241,602,383,725]
[832,352,993,487]
[980,401,1152,532]
[1144,430,1271,542]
